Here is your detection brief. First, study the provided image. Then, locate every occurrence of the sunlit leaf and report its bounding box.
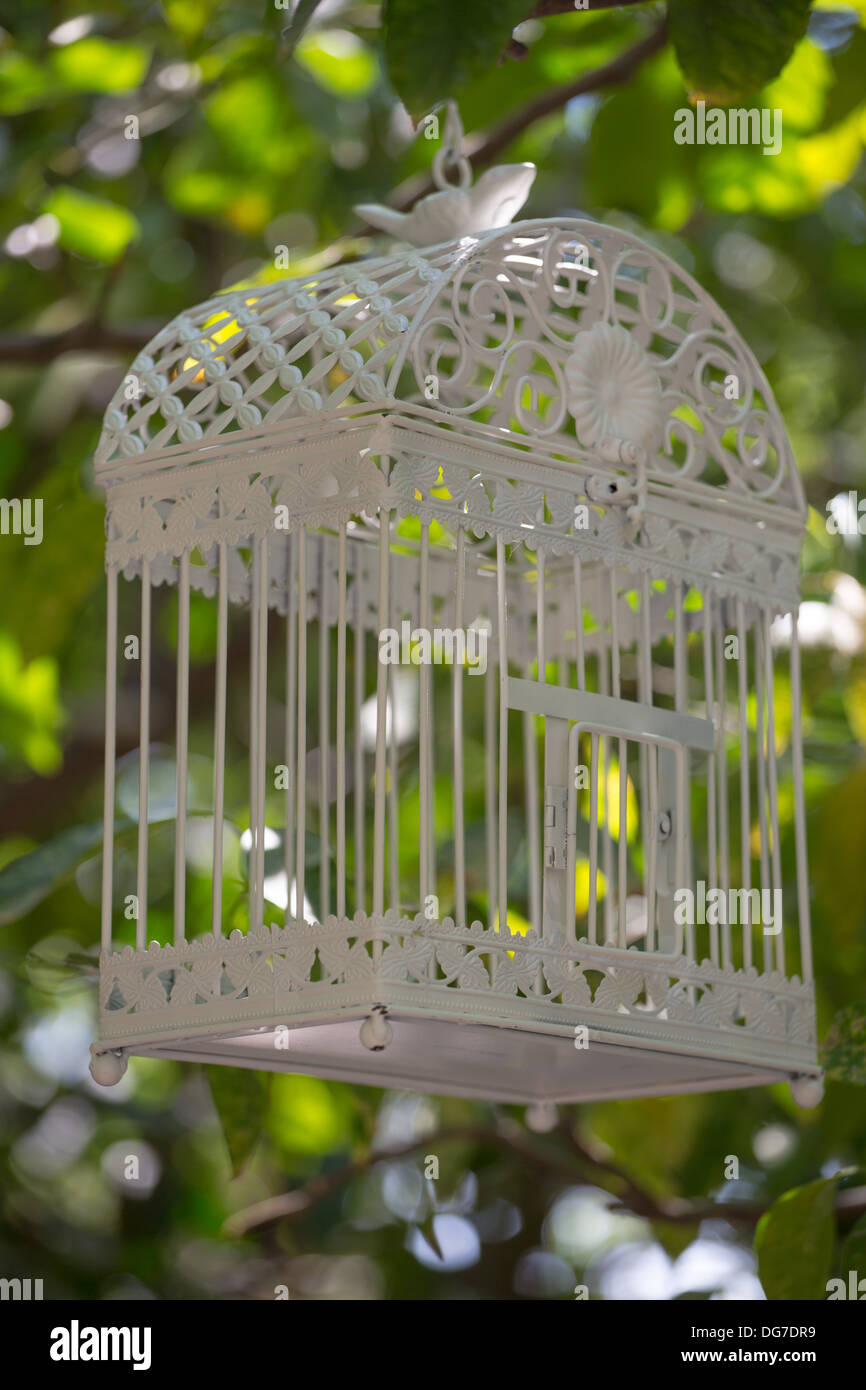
[43,187,139,263]
[669,0,814,103]
[295,29,378,97]
[52,38,150,94]
[755,1177,837,1299]
[268,1073,354,1155]
[0,51,53,114]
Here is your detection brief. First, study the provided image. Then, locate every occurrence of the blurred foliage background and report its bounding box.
[1,0,866,1301]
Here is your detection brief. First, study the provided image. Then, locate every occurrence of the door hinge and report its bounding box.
[544,784,568,869]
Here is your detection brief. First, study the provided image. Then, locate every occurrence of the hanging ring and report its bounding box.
[431,99,471,190]
[432,146,472,191]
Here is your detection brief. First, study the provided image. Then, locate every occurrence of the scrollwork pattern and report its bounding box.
[95,219,804,524]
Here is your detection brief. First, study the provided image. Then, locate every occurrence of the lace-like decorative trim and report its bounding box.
[103,429,801,610]
[98,913,816,1064]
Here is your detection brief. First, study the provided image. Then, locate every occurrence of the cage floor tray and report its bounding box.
[128,1014,792,1104]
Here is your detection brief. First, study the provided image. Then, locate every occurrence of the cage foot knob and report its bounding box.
[525,1101,559,1133]
[789,1072,824,1109]
[89,1045,128,1087]
[360,1007,392,1052]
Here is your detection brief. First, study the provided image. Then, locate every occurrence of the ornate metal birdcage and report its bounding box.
[89,168,822,1108]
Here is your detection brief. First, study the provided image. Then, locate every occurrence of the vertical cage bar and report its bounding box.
[484,635,497,934]
[254,536,268,928]
[496,535,508,937]
[373,516,390,918]
[453,525,467,928]
[418,523,431,911]
[715,602,731,968]
[295,529,308,922]
[754,614,772,974]
[609,568,627,950]
[212,540,228,936]
[537,550,546,683]
[735,597,752,971]
[336,524,348,918]
[319,538,330,919]
[598,629,614,946]
[101,565,118,952]
[702,590,718,965]
[387,550,399,913]
[763,610,785,976]
[573,554,586,691]
[524,698,541,935]
[527,549,543,935]
[136,560,151,951]
[673,580,694,963]
[174,550,190,944]
[353,544,366,915]
[790,619,812,980]
[641,572,658,954]
[587,731,599,944]
[249,545,260,933]
[283,533,296,909]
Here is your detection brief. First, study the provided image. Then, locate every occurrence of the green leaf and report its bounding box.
[0,634,63,774]
[0,821,105,926]
[383,0,532,117]
[652,1219,699,1260]
[668,0,814,103]
[295,30,378,97]
[840,1213,866,1283]
[755,1177,837,1300]
[267,1073,354,1155]
[208,1065,271,1177]
[52,38,150,94]
[822,1004,866,1085]
[0,52,52,114]
[587,50,696,227]
[42,187,139,264]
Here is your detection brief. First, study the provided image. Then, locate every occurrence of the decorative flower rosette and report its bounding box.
[565,320,664,453]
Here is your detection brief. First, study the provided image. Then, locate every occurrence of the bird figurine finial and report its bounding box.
[355,163,537,247]
[355,102,536,247]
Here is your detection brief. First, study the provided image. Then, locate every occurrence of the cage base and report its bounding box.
[124,1014,801,1104]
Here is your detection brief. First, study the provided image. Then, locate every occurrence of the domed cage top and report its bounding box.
[91,218,820,1106]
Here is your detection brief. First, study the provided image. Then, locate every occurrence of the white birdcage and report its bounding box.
[89,178,822,1107]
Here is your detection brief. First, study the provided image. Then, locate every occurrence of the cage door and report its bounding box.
[506,677,714,954]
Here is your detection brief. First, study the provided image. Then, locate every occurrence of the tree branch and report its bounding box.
[477,18,667,167]
[224,1119,866,1243]
[0,320,159,368]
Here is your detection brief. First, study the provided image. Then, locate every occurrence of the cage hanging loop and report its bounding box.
[432,100,472,191]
